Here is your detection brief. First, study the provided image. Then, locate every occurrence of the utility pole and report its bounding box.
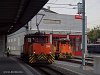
[77,0,86,68]
[82,0,86,67]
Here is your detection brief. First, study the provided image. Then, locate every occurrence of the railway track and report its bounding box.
[31,64,65,75]
[17,57,65,75]
[58,56,93,66]
[74,56,93,61]
[17,56,79,75]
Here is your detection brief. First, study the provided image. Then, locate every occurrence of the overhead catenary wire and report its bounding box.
[46,0,58,7]
[46,6,77,9]
[46,3,77,6]
[45,1,78,10]
[47,3,72,5]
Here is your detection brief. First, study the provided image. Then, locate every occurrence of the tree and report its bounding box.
[87,25,100,43]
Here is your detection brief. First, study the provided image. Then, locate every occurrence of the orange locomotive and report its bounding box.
[53,38,73,59]
[21,32,54,64]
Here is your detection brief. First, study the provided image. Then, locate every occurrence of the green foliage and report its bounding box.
[88,25,100,43]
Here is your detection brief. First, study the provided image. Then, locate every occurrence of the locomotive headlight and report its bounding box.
[49,52,51,54]
[33,52,35,54]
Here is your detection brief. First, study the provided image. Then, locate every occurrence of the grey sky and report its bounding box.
[44,0,100,29]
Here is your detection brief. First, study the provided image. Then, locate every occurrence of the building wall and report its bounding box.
[7,27,26,55]
[7,8,87,55]
[29,9,87,33]
[0,35,6,55]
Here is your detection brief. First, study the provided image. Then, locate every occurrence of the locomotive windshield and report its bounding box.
[25,33,49,43]
[59,38,70,44]
[61,40,67,44]
[32,35,48,43]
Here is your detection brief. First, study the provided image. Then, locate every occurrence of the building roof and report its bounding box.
[0,0,48,35]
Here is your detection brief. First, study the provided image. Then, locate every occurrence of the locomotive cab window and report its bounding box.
[38,37,46,43]
[61,40,67,44]
[28,38,31,42]
[32,36,48,43]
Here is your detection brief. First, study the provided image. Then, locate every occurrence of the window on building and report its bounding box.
[14,38,16,42]
[11,46,13,50]
[28,38,31,42]
[13,46,16,50]
[43,19,61,24]
[18,37,20,46]
[8,39,10,42]
[11,39,13,42]
[9,46,10,50]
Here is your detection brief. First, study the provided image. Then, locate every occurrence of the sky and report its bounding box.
[44,0,100,29]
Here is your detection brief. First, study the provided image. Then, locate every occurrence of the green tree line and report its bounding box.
[87,25,100,43]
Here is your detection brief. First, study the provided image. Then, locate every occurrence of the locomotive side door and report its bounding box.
[55,40,60,60]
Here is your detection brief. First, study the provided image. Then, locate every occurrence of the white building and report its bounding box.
[7,8,87,55]
[28,8,86,32]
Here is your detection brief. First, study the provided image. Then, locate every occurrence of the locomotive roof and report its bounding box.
[54,38,70,41]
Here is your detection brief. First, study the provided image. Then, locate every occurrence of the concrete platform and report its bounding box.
[89,54,100,74]
[55,60,100,75]
[0,56,40,75]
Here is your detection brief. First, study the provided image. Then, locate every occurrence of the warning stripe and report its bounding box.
[48,54,55,63]
[59,53,66,58]
[38,54,47,60]
[59,53,73,59]
[50,54,55,59]
[29,54,36,63]
[29,54,55,64]
[37,54,55,63]
[48,58,54,63]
